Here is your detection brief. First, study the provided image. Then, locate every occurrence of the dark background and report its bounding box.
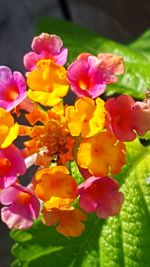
[0,0,150,266]
[1,0,150,71]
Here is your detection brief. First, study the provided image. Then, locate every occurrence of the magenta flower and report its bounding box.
[24,33,68,71]
[78,176,124,219]
[105,95,150,141]
[1,183,40,229]
[0,145,26,190]
[67,53,124,98]
[0,66,26,111]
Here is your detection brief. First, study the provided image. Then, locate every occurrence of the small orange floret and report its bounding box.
[25,106,48,125]
[66,97,106,138]
[22,105,74,165]
[77,130,126,177]
[35,166,77,209]
[42,207,87,237]
[27,59,69,106]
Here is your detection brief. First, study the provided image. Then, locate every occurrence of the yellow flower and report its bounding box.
[0,108,19,148]
[66,97,106,138]
[27,59,69,106]
[77,130,126,176]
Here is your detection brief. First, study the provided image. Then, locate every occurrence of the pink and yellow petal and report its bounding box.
[97,53,125,78]
[32,33,63,54]
[0,66,26,111]
[1,184,40,229]
[24,33,68,70]
[67,53,124,98]
[23,52,41,71]
[0,145,26,189]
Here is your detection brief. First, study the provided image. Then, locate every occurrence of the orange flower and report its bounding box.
[66,97,106,138]
[20,105,74,166]
[27,59,69,106]
[0,108,19,148]
[42,207,87,237]
[77,131,126,176]
[35,166,77,209]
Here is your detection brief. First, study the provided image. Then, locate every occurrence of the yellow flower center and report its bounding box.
[4,86,19,102]
[17,192,32,204]
[79,80,88,90]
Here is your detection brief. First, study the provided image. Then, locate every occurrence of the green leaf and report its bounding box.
[128,29,150,61]
[37,17,150,99]
[11,214,102,267]
[11,139,150,267]
[69,161,84,184]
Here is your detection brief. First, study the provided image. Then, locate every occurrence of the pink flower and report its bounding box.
[105,95,150,141]
[132,99,150,136]
[78,176,124,219]
[0,66,26,111]
[67,53,124,98]
[1,183,40,229]
[24,33,68,71]
[0,145,26,190]
[97,53,125,81]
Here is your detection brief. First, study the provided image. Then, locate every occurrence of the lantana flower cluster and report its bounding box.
[0,33,150,237]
